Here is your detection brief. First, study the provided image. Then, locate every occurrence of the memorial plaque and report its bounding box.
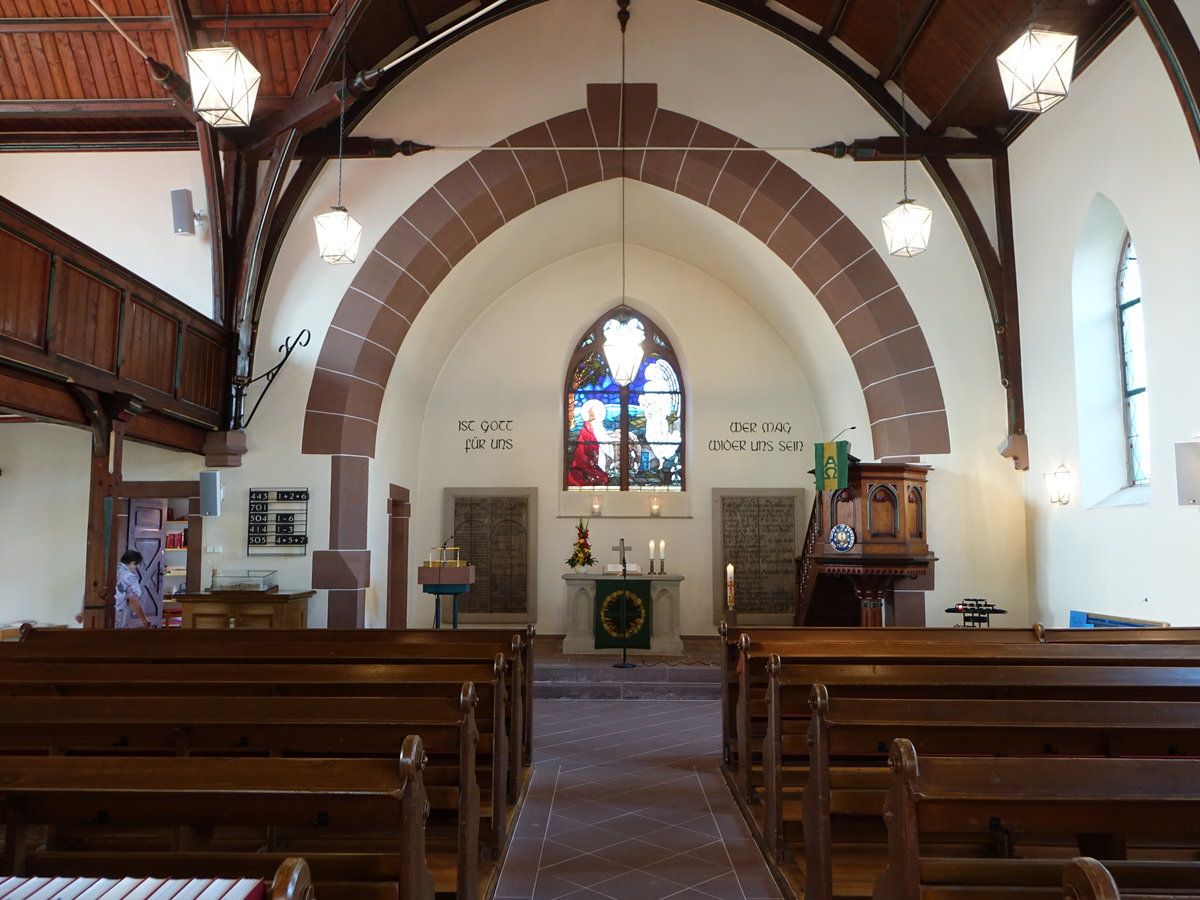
[717,491,801,615]
[452,494,531,615]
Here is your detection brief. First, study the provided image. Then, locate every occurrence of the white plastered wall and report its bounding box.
[0,152,214,315]
[6,0,1028,629]
[1013,20,1200,626]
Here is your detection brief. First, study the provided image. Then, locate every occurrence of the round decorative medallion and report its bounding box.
[829,523,856,552]
[599,590,647,639]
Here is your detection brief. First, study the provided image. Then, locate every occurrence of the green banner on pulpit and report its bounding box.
[594,579,652,650]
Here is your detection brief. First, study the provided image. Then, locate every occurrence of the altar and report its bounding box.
[561,573,685,655]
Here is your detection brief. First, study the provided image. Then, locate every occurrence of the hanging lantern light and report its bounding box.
[186,42,260,127]
[314,54,363,265]
[314,206,363,265]
[880,0,931,258]
[882,199,933,257]
[996,24,1077,113]
[602,315,645,386]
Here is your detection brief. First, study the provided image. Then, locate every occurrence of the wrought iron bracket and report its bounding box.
[231,328,311,430]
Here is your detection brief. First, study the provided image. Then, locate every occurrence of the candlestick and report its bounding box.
[725,563,735,610]
[591,495,602,516]
[650,495,661,516]
[659,540,666,574]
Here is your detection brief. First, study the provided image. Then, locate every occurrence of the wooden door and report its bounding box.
[387,485,411,629]
[127,497,167,625]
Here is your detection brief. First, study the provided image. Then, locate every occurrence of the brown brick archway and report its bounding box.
[304,83,951,624]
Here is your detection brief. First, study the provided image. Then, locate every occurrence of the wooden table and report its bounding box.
[174,590,315,629]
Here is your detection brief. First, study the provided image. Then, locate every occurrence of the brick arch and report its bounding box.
[304,82,953,624]
[303,83,950,462]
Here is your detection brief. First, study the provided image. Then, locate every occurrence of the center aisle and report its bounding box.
[493,699,783,900]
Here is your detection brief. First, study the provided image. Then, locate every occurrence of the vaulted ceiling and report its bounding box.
[1,0,1133,153]
[0,0,1172,454]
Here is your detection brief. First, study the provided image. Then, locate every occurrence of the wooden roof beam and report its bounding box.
[877,0,941,86]
[812,134,1003,160]
[820,0,850,40]
[924,3,1031,136]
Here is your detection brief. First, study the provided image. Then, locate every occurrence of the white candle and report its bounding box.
[659,540,665,559]
[649,539,656,561]
[726,563,735,608]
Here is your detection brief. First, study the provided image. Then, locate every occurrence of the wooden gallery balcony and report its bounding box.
[0,197,231,452]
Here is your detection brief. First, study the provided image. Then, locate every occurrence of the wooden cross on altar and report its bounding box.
[611,538,631,574]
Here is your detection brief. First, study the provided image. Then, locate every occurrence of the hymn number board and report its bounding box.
[247,488,310,556]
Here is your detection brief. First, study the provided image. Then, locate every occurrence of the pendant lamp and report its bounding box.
[185,0,260,127]
[996,8,1077,114]
[881,0,931,257]
[601,0,644,387]
[314,55,363,265]
[602,315,645,386]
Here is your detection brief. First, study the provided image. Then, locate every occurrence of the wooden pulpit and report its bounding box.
[795,461,936,627]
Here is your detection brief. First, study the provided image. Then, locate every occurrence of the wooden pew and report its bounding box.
[0,657,515,810]
[0,687,485,898]
[17,625,536,769]
[874,739,1200,900]
[732,640,1200,801]
[13,626,533,775]
[0,739,436,900]
[0,856,315,900]
[1063,857,1200,900]
[716,624,1046,765]
[786,686,1200,900]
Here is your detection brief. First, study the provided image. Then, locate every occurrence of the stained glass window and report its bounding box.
[564,308,685,491]
[1116,233,1149,486]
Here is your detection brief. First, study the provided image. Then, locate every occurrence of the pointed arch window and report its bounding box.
[564,307,685,491]
[1116,233,1149,486]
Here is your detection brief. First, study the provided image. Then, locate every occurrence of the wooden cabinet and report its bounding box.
[175,590,314,629]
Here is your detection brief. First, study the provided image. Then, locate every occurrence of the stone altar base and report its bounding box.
[561,572,685,656]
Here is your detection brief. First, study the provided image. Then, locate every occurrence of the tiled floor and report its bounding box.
[493,699,782,900]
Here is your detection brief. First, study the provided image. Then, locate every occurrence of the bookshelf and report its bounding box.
[162,509,189,626]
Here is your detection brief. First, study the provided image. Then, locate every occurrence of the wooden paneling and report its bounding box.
[55,261,121,373]
[0,227,51,348]
[121,298,178,394]
[178,329,227,411]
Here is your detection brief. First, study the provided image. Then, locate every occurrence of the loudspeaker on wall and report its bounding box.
[1176,442,1200,506]
[199,469,222,517]
[171,188,195,235]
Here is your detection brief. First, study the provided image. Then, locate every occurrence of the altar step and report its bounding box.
[533,635,722,700]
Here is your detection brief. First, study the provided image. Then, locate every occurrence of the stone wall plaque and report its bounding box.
[444,488,537,622]
[712,488,804,622]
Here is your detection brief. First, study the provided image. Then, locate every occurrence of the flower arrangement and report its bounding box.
[566,517,597,569]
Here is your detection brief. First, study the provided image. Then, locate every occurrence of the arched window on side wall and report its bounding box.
[564,307,685,492]
[1116,233,1150,486]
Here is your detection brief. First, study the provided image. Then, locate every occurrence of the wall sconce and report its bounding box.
[649,495,661,516]
[1043,464,1071,505]
[591,495,602,516]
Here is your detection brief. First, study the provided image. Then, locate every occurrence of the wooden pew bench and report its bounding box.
[873,739,1200,900]
[8,630,530,784]
[743,659,1200,806]
[0,856,315,900]
[0,688,485,899]
[781,686,1200,900]
[1064,856,1200,899]
[0,658,516,801]
[732,642,1200,802]
[716,624,1046,766]
[0,740,436,900]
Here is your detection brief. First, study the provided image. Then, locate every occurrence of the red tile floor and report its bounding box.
[493,699,783,899]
